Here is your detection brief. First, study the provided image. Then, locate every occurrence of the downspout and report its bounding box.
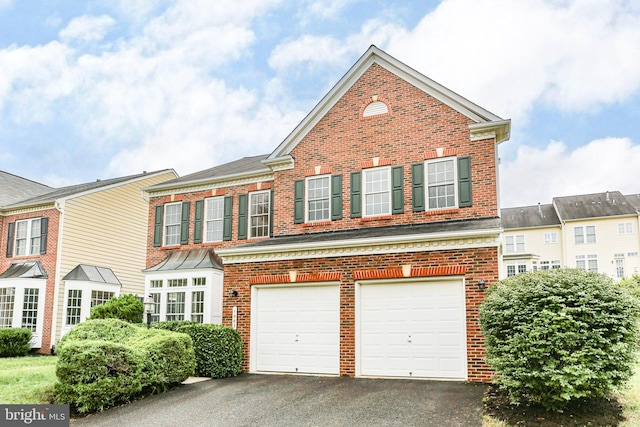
[50,200,65,352]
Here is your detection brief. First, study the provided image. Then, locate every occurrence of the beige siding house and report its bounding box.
[1,170,177,352]
[501,191,640,280]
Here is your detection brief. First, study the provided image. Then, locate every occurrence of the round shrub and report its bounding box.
[56,318,140,354]
[480,268,639,412]
[54,340,144,413]
[0,328,32,357]
[89,293,144,323]
[155,321,242,378]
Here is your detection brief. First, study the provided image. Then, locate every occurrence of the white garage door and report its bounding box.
[358,279,466,379]
[253,284,339,375]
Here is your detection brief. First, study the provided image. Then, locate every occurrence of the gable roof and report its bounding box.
[62,264,121,285]
[0,170,52,208]
[501,204,561,229]
[268,45,510,161]
[624,193,640,212]
[552,191,637,221]
[144,155,270,192]
[3,170,173,210]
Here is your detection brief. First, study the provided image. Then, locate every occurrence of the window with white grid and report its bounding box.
[205,197,224,242]
[306,175,330,222]
[168,278,187,287]
[618,222,633,234]
[150,293,161,323]
[91,290,114,308]
[191,291,205,323]
[193,277,206,286]
[426,158,456,209]
[14,218,42,256]
[150,280,163,288]
[166,292,185,321]
[164,203,182,246]
[66,289,82,325]
[249,191,270,238]
[0,288,15,328]
[363,167,391,217]
[21,288,39,332]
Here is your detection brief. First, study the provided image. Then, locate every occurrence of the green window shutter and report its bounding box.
[194,200,204,244]
[237,194,248,240]
[6,222,14,257]
[331,174,343,220]
[269,189,274,237]
[153,206,163,247]
[412,163,425,212]
[350,172,362,218]
[223,196,233,241]
[39,218,48,254]
[294,180,305,224]
[180,202,190,245]
[391,166,404,214]
[458,156,472,207]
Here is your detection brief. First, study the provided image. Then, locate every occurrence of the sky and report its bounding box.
[1,0,639,208]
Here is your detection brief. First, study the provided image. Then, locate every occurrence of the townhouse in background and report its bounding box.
[0,169,177,352]
[501,191,640,279]
[143,45,511,382]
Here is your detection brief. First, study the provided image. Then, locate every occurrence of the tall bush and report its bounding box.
[89,293,143,323]
[155,321,242,378]
[0,328,32,357]
[480,268,639,412]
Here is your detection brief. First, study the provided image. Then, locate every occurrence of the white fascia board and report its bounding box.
[217,227,503,263]
[144,170,274,197]
[268,45,507,160]
[469,120,511,144]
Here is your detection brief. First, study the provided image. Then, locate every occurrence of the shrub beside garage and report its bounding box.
[480,268,640,412]
[0,328,32,357]
[54,319,195,414]
[155,321,242,378]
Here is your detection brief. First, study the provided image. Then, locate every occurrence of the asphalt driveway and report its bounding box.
[70,374,487,427]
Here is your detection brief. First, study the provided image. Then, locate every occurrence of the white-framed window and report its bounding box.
[191,291,205,323]
[91,290,114,308]
[425,158,456,210]
[506,261,526,276]
[576,255,585,270]
[629,252,639,257]
[587,254,598,272]
[14,218,42,257]
[532,261,538,273]
[306,175,331,222]
[21,288,39,332]
[574,226,596,244]
[506,264,516,277]
[505,235,525,253]
[249,190,270,238]
[66,290,83,326]
[205,197,224,242]
[540,261,550,271]
[618,222,633,234]
[551,260,561,269]
[517,262,527,274]
[164,203,182,246]
[615,257,625,278]
[150,280,163,288]
[149,293,161,323]
[363,167,391,217]
[0,287,15,327]
[193,277,206,286]
[166,292,185,321]
[168,278,187,287]
[544,232,558,244]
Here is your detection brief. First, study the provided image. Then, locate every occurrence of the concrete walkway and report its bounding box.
[70,374,487,427]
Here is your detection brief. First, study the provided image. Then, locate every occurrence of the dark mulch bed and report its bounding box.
[484,384,625,426]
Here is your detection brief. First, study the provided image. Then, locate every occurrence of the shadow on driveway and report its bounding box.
[71,374,487,427]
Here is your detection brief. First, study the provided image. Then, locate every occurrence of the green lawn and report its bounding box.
[0,356,58,404]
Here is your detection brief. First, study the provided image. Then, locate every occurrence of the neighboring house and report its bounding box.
[501,191,640,279]
[144,45,510,382]
[0,169,177,352]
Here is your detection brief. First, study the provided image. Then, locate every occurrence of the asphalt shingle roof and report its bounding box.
[501,204,561,229]
[0,170,52,207]
[552,191,637,220]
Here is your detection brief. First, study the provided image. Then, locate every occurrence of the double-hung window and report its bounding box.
[164,203,182,246]
[363,167,391,217]
[14,218,42,256]
[618,222,633,234]
[205,197,224,242]
[66,290,83,326]
[575,225,596,244]
[166,292,185,321]
[249,191,270,238]
[0,288,15,327]
[505,235,525,253]
[306,175,331,222]
[544,232,558,244]
[425,158,456,209]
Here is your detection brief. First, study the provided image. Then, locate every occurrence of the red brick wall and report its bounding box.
[221,246,499,382]
[0,208,60,353]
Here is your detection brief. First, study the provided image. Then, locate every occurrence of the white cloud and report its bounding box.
[59,15,116,43]
[499,137,640,207]
[304,0,360,19]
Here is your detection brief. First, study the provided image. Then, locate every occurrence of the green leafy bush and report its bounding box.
[54,340,143,413]
[156,321,242,378]
[0,328,32,357]
[54,319,195,413]
[619,274,640,303]
[89,293,144,323]
[480,268,640,412]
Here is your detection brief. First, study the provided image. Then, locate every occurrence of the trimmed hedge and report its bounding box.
[89,293,144,323]
[155,321,242,378]
[54,319,195,413]
[480,268,640,412]
[0,328,32,357]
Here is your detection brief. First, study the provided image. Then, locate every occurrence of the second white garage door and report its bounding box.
[357,279,467,379]
[252,284,340,375]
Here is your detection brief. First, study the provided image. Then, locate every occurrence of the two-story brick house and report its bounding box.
[144,45,510,382]
[1,169,177,352]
